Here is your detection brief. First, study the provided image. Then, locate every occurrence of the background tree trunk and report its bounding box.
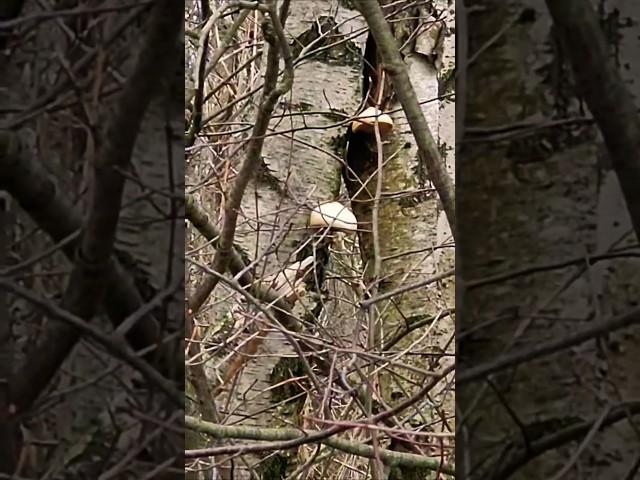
[0,2,183,477]
[459,1,640,478]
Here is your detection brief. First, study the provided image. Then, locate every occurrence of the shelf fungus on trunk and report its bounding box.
[249,205,357,308]
[257,256,315,304]
[351,106,394,137]
[308,201,358,234]
[294,201,358,302]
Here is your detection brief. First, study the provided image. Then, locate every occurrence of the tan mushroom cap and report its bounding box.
[261,256,314,303]
[351,106,394,136]
[309,201,358,233]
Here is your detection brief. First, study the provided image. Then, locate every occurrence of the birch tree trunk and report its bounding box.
[187,2,367,478]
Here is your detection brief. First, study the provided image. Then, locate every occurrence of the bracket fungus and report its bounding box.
[351,106,394,137]
[260,256,315,303]
[309,201,358,233]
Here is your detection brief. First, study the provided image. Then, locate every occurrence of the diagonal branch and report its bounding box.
[492,401,640,479]
[457,305,640,385]
[543,0,640,242]
[187,0,294,317]
[0,278,183,408]
[0,133,166,370]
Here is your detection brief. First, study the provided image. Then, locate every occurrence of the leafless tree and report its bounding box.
[185,1,456,479]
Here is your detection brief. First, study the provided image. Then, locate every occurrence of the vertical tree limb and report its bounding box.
[353,0,456,238]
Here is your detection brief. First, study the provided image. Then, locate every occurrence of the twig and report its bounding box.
[465,247,640,290]
[361,268,454,308]
[548,404,611,480]
[367,94,387,477]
